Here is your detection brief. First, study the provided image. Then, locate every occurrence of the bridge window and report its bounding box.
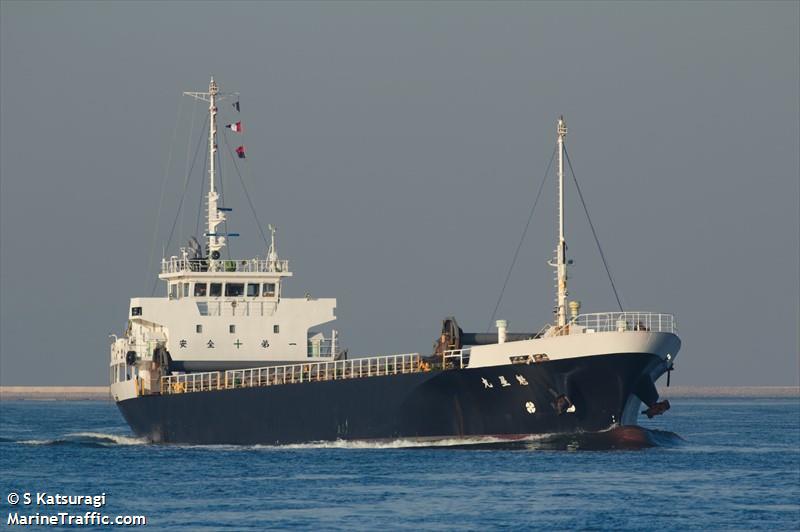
[194,283,207,297]
[209,283,222,297]
[169,284,178,299]
[229,325,236,334]
[263,283,276,297]
[131,307,142,316]
[196,324,203,333]
[273,324,280,334]
[246,283,259,297]
[183,283,189,297]
[225,283,244,297]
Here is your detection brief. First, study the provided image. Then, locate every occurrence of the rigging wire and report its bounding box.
[149,115,209,296]
[144,96,184,292]
[563,145,624,312]
[194,139,208,242]
[221,128,269,246]
[178,102,197,252]
[486,144,557,331]
[216,141,232,260]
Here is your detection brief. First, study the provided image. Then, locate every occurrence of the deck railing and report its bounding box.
[442,348,471,370]
[160,353,422,395]
[161,256,290,275]
[570,312,677,334]
[160,371,224,395]
[539,312,676,337]
[158,312,677,395]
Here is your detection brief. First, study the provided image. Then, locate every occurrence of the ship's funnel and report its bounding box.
[496,320,508,344]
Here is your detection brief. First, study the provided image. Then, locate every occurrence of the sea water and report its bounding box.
[1,397,798,530]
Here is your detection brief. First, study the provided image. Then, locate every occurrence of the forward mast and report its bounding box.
[553,116,569,327]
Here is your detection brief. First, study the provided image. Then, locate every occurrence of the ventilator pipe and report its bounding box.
[496,320,508,344]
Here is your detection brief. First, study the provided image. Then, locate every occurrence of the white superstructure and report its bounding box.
[110,78,338,400]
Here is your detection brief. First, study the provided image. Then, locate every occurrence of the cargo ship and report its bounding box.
[109,78,680,445]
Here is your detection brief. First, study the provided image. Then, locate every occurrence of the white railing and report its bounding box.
[442,348,471,370]
[570,312,677,334]
[160,352,422,395]
[161,371,224,394]
[161,256,290,275]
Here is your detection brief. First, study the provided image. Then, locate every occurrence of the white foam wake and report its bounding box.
[67,432,147,445]
[252,434,552,450]
[17,432,147,446]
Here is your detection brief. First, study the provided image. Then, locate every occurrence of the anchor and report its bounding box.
[635,372,671,419]
[552,394,576,415]
[641,355,675,418]
[642,400,671,418]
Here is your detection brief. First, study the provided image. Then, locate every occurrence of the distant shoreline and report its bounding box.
[0,385,797,401]
[659,386,799,398]
[1,386,110,401]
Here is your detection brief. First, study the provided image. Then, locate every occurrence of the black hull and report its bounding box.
[117,353,663,445]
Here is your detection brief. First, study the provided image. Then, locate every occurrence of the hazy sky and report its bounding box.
[1,1,798,386]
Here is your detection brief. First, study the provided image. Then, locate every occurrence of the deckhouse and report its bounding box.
[110,78,338,398]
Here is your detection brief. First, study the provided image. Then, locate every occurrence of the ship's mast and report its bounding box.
[184,77,232,270]
[555,116,568,327]
[206,78,225,267]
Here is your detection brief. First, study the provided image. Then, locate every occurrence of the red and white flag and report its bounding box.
[235,146,246,159]
[226,121,243,133]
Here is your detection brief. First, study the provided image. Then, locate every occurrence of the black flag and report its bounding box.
[232,101,240,112]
